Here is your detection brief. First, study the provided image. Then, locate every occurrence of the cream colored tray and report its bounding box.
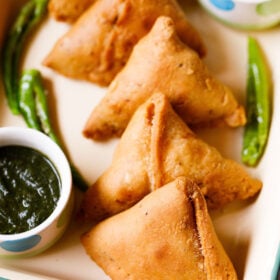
[0,1,280,279]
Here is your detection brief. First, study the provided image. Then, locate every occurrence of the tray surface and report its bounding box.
[0,1,280,279]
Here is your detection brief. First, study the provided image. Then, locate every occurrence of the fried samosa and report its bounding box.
[83,16,246,140]
[48,0,95,23]
[43,0,206,86]
[81,177,238,280]
[80,93,261,222]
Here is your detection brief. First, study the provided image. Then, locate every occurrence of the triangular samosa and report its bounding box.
[43,0,205,86]
[81,177,238,280]
[80,93,261,222]
[48,0,95,23]
[83,16,245,140]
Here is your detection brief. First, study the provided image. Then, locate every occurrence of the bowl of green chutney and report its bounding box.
[0,126,73,258]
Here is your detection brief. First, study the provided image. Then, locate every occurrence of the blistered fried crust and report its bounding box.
[83,16,245,140]
[43,0,206,86]
[80,93,261,222]
[81,177,238,280]
[48,0,95,23]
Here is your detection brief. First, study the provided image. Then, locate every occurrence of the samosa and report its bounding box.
[80,93,261,222]
[83,16,245,140]
[81,177,238,280]
[48,0,95,23]
[43,0,205,86]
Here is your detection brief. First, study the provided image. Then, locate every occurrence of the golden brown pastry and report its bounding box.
[48,0,95,23]
[81,177,238,280]
[80,93,261,222]
[43,0,206,86]
[83,16,245,140]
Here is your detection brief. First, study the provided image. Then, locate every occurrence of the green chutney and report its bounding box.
[0,145,61,234]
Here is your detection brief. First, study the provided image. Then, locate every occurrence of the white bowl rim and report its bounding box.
[0,126,72,240]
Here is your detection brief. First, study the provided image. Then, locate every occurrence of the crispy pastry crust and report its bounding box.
[44,0,206,86]
[83,16,245,140]
[48,0,95,23]
[80,93,261,222]
[81,177,238,280]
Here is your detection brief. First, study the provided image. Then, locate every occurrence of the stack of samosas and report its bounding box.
[45,3,263,279]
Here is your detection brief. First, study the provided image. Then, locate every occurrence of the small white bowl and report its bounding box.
[198,0,280,30]
[0,127,73,258]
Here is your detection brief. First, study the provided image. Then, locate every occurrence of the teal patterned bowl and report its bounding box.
[0,127,73,258]
[198,0,280,30]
